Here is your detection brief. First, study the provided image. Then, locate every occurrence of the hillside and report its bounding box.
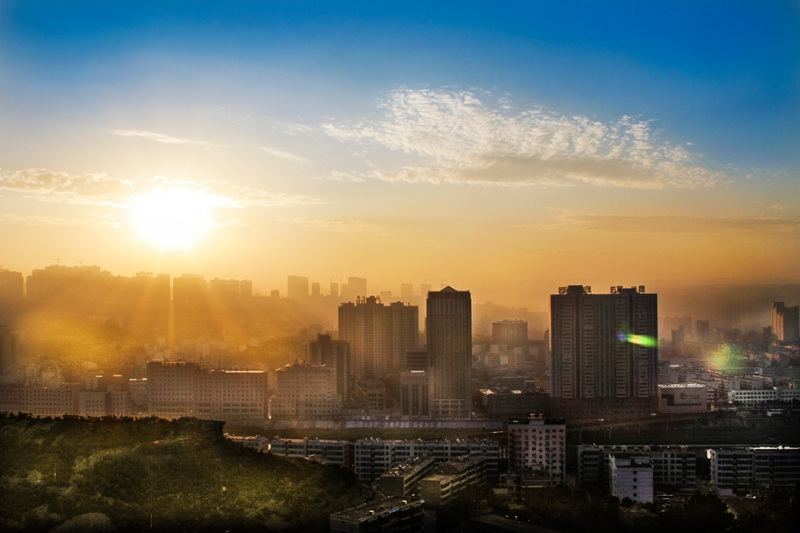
[0,414,364,532]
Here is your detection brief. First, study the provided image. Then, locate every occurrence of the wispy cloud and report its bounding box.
[279,217,381,233]
[258,146,310,164]
[111,129,216,147]
[324,88,727,189]
[0,169,326,207]
[0,213,119,228]
[534,211,800,234]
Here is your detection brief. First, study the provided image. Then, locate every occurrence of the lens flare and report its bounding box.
[617,332,658,347]
[708,344,745,374]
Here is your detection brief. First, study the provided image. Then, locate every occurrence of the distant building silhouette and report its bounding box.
[772,301,800,343]
[550,285,658,420]
[427,286,472,419]
[492,319,528,348]
[287,275,309,299]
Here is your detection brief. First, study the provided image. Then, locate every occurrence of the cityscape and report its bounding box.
[1,2,799,533]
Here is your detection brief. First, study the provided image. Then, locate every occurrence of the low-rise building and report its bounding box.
[419,455,490,507]
[268,437,352,467]
[379,456,436,497]
[330,497,425,533]
[609,454,653,503]
[709,447,800,492]
[578,445,697,491]
[657,383,708,414]
[354,438,500,482]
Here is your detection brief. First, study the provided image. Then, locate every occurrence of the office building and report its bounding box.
[270,362,341,418]
[147,361,267,423]
[427,287,472,419]
[338,296,419,379]
[658,383,709,414]
[507,416,566,482]
[550,285,658,420]
[773,302,800,343]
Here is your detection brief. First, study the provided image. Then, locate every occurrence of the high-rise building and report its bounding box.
[287,275,309,299]
[492,319,528,348]
[308,333,351,403]
[427,286,472,419]
[338,297,419,379]
[550,285,658,420]
[772,302,800,343]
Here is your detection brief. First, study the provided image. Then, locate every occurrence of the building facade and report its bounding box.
[507,416,566,482]
[772,302,800,343]
[550,285,658,420]
[270,362,341,419]
[338,296,419,379]
[427,287,472,419]
[147,361,267,423]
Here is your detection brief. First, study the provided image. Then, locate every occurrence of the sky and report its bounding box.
[1,1,798,307]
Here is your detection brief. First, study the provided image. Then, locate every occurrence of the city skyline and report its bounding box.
[1,2,798,309]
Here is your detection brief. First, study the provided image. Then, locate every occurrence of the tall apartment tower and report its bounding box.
[550,285,658,420]
[772,302,800,343]
[338,297,419,379]
[427,286,472,419]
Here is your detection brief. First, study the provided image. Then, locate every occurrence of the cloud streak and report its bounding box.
[537,211,800,234]
[111,129,216,147]
[0,213,119,228]
[324,88,727,189]
[0,169,325,207]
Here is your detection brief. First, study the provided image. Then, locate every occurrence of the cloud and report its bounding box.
[278,217,381,233]
[258,146,310,164]
[0,213,119,228]
[0,169,326,207]
[323,88,727,189]
[111,129,216,147]
[544,211,800,234]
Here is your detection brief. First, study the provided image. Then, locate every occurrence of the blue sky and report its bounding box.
[1,1,798,302]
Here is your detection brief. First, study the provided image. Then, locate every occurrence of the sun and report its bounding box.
[130,188,215,250]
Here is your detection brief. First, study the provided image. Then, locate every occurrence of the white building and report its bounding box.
[609,454,654,503]
[270,362,341,419]
[727,387,800,404]
[147,360,267,423]
[658,383,708,414]
[507,415,566,482]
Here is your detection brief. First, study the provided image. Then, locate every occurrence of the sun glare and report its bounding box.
[130,188,215,250]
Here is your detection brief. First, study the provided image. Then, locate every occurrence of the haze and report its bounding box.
[1,2,798,310]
